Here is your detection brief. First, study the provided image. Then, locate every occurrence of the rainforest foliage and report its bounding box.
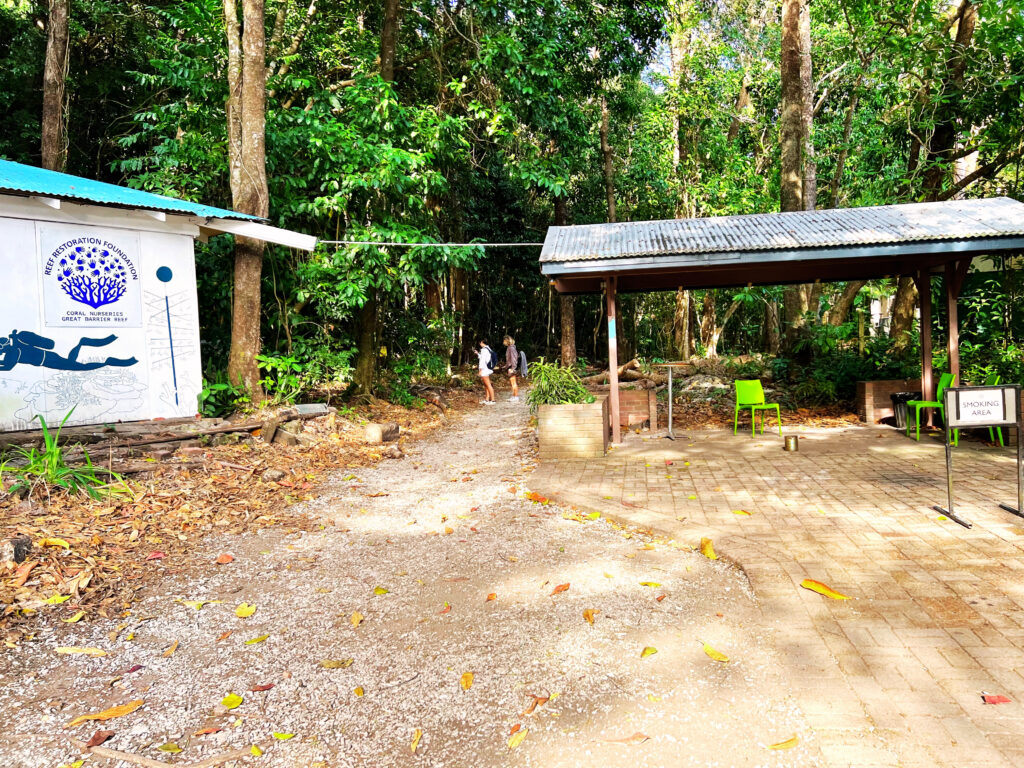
[2,0,1023,406]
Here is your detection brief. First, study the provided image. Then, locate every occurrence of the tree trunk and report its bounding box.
[380,0,400,83]
[554,196,575,366]
[450,266,469,363]
[779,0,804,213]
[600,95,616,223]
[353,0,401,394]
[672,287,692,360]
[828,74,862,207]
[707,299,741,358]
[699,291,716,356]
[41,0,70,172]
[225,0,269,398]
[798,0,816,211]
[828,280,866,325]
[726,76,750,143]
[424,280,442,317]
[890,277,918,352]
[922,2,977,200]
[764,300,781,355]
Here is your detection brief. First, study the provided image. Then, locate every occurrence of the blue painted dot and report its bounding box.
[156,266,173,283]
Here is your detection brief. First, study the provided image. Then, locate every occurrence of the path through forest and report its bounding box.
[2,400,817,767]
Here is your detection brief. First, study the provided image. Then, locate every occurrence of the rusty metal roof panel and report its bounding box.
[540,197,1024,263]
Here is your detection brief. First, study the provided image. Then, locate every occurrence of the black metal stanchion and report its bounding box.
[998,410,1024,519]
[933,415,973,529]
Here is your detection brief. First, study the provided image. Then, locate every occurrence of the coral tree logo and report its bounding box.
[56,245,129,308]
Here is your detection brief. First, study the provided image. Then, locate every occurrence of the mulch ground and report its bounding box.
[0,389,478,643]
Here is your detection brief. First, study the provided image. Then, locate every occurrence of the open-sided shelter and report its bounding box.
[0,159,316,431]
[540,197,1024,443]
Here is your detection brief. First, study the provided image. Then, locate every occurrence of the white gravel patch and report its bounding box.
[0,398,818,767]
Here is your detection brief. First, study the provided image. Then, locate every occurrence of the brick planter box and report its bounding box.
[856,379,920,423]
[537,397,609,460]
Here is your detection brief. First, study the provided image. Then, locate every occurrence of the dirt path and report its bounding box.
[1,399,816,768]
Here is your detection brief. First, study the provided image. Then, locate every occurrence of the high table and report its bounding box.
[653,362,692,440]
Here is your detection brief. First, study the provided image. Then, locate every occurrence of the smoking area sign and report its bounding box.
[936,385,1022,528]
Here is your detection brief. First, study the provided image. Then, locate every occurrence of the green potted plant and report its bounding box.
[527,360,608,459]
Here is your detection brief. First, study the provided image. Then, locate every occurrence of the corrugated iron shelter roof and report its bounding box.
[541,197,1024,294]
[0,158,260,221]
[0,158,318,251]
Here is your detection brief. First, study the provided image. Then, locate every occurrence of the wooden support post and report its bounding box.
[606,275,621,444]
[914,271,934,423]
[945,258,972,386]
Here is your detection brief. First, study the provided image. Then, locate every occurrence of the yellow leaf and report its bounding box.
[354,686,364,697]
[373,586,389,595]
[582,609,597,625]
[640,646,657,659]
[647,694,661,702]
[37,537,70,549]
[351,611,364,628]
[603,572,614,578]
[460,672,474,691]
[44,594,72,605]
[702,642,729,663]
[508,727,528,749]
[699,537,717,560]
[639,581,661,588]
[800,578,850,600]
[162,639,179,657]
[56,647,107,657]
[586,511,601,520]
[273,733,294,740]
[251,745,263,756]
[62,611,86,623]
[235,603,256,618]
[320,659,354,669]
[157,743,182,753]
[67,699,144,727]
[245,634,270,645]
[411,728,423,754]
[768,735,799,750]
[732,510,751,516]
[485,593,496,602]
[221,693,243,709]
[178,599,221,611]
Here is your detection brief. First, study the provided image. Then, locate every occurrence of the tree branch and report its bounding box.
[936,145,1024,201]
[268,0,317,97]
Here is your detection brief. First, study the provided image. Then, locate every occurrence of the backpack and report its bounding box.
[484,346,497,371]
[518,350,528,377]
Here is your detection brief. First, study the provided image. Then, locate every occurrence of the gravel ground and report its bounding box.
[0,397,818,768]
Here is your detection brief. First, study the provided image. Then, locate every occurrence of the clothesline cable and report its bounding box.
[317,240,544,247]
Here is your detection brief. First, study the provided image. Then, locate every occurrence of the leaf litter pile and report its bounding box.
[0,400,816,767]
[0,396,472,641]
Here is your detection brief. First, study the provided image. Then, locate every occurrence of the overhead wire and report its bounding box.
[317,240,543,247]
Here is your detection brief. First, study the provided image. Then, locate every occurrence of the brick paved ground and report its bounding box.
[531,423,1024,767]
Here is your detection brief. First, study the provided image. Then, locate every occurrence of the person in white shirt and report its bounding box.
[474,338,496,404]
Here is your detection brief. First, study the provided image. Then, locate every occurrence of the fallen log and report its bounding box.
[581,358,640,385]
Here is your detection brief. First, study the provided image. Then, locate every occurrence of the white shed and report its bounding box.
[0,159,316,432]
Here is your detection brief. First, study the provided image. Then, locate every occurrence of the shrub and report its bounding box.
[198,375,250,417]
[525,359,595,413]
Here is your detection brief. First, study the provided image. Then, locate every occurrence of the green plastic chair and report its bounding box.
[734,379,782,437]
[983,373,1004,446]
[906,372,958,445]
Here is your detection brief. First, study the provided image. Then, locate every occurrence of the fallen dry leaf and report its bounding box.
[250,684,275,692]
[460,672,474,691]
[56,647,107,657]
[768,735,799,750]
[354,686,364,697]
[551,583,570,595]
[485,593,496,602]
[509,723,522,736]
[351,611,364,628]
[522,695,549,715]
[85,730,115,747]
[157,742,182,754]
[583,609,597,625]
[215,553,234,564]
[194,727,223,736]
[655,595,666,602]
[800,578,850,600]
[639,581,661,588]
[67,699,144,728]
[439,601,451,615]
[221,693,243,709]
[508,728,529,749]
[145,551,166,561]
[235,603,256,618]
[162,639,179,658]
[321,659,354,669]
[217,631,233,642]
[982,694,1012,705]
[699,537,717,560]
[605,732,650,745]
[411,728,423,754]
[702,641,729,663]
[640,646,658,659]
[245,634,270,645]
[62,610,86,623]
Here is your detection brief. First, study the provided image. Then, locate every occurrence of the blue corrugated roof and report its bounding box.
[0,158,262,221]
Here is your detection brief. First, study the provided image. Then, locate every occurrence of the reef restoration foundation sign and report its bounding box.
[40,224,142,328]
